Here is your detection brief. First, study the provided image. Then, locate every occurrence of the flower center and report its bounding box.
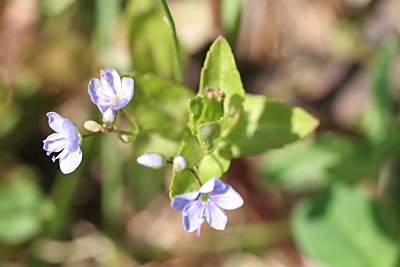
[112,95,120,106]
[199,193,211,202]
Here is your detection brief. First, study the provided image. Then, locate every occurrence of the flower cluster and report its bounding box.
[43,68,134,174]
[43,68,244,236]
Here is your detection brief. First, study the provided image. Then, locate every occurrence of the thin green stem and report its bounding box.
[159,0,182,83]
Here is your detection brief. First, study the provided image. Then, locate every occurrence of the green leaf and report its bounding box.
[188,94,225,154]
[0,167,53,244]
[363,39,398,144]
[260,133,380,191]
[197,147,231,182]
[293,183,399,267]
[126,0,180,78]
[199,36,245,115]
[189,95,224,127]
[231,94,319,156]
[125,73,194,140]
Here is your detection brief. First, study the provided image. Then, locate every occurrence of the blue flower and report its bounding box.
[171,177,243,236]
[88,68,134,123]
[43,112,82,174]
[137,153,166,169]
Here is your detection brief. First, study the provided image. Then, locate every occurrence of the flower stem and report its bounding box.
[159,0,182,83]
[167,159,203,186]
[189,167,203,186]
[82,132,104,139]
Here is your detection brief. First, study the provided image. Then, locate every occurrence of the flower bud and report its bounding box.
[137,153,166,169]
[84,120,102,133]
[173,156,187,173]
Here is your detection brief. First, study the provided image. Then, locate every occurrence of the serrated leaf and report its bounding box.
[293,183,399,267]
[125,73,194,140]
[199,36,245,114]
[231,94,319,156]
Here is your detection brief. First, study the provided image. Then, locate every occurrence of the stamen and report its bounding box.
[196,226,201,237]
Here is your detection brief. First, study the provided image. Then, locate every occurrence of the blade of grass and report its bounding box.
[159,0,182,83]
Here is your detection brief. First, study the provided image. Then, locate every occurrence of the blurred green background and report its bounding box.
[1,0,400,266]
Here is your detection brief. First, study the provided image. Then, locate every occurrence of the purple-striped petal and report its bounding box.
[100,68,121,96]
[88,78,113,107]
[182,201,205,232]
[43,133,65,153]
[205,202,227,230]
[171,191,200,210]
[212,186,243,210]
[118,77,134,105]
[62,120,81,151]
[47,112,65,133]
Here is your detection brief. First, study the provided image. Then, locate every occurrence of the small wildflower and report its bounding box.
[173,156,186,173]
[171,177,243,236]
[137,153,165,169]
[88,68,134,123]
[43,112,82,174]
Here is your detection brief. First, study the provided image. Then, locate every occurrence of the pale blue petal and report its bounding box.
[98,104,111,114]
[205,202,227,230]
[182,201,205,232]
[88,78,112,106]
[102,108,116,123]
[114,98,130,110]
[43,133,65,153]
[212,186,244,210]
[171,191,200,210]
[137,153,165,169]
[199,177,217,194]
[101,68,121,96]
[210,177,228,195]
[59,148,82,174]
[118,77,134,103]
[62,120,80,151]
[47,112,65,133]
